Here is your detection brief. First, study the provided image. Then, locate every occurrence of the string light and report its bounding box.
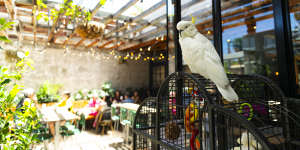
[47,42,50,46]
[147,57,150,60]
[139,48,143,52]
[130,52,134,56]
[156,37,159,41]
[253,26,256,29]
[151,58,155,61]
[143,58,147,61]
[161,36,164,41]
[207,30,211,34]
[148,46,151,51]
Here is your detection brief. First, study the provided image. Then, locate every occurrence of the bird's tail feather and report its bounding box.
[216,85,239,102]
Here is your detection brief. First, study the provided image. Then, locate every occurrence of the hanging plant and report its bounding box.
[75,22,104,39]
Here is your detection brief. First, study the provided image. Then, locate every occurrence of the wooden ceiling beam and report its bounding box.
[118,0,203,42]
[122,15,165,38]
[87,38,101,48]
[119,38,158,51]
[32,5,37,45]
[97,40,114,49]
[105,0,166,38]
[105,41,125,50]
[3,0,16,20]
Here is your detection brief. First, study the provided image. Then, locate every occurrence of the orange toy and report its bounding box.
[185,101,199,133]
[185,101,201,150]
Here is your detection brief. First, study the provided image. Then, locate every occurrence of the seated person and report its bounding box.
[92,95,111,128]
[104,95,112,107]
[132,90,141,104]
[16,88,36,110]
[57,92,73,108]
[112,90,123,103]
[88,96,105,117]
[122,92,134,103]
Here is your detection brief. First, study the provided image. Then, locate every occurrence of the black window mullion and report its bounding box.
[272,0,296,97]
[213,0,223,63]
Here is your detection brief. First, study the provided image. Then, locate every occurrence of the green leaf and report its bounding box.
[0,79,11,86]
[100,0,106,5]
[41,3,47,9]
[0,18,5,25]
[36,14,42,21]
[25,51,29,57]
[0,36,10,43]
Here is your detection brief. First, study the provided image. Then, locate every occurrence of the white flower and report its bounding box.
[17,51,25,59]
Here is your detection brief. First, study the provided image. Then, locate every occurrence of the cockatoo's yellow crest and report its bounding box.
[191,16,196,24]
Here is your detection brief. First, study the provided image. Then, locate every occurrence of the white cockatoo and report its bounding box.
[177,20,238,102]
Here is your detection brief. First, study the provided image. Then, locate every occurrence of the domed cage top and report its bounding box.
[132,72,300,150]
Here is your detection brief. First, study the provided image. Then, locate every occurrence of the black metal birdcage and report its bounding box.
[133,72,300,150]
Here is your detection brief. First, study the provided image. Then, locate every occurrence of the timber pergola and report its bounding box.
[0,0,299,52]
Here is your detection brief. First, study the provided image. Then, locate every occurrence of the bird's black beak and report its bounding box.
[179,30,183,37]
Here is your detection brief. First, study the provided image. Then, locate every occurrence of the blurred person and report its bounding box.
[122,92,134,103]
[112,90,123,103]
[132,90,141,104]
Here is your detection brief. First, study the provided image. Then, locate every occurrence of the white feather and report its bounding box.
[177,21,238,102]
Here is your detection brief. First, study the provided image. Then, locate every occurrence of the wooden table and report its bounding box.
[38,107,80,149]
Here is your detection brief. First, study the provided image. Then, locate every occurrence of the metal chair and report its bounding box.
[95,109,113,135]
[111,105,120,131]
[120,107,131,144]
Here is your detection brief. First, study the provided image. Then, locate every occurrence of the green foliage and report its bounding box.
[37,0,107,25]
[36,81,62,103]
[0,18,14,44]
[73,90,84,101]
[0,51,40,149]
[100,82,114,97]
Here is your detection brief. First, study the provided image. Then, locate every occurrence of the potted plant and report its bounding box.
[36,81,62,104]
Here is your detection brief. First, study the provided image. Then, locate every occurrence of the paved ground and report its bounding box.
[33,130,132,150]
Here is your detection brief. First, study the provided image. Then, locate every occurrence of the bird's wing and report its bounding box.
[194,34,229,87]
[195,34,221,64]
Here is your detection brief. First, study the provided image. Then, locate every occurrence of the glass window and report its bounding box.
[153,64,165,89]
[221,0,278,81]
[289,0,300,94]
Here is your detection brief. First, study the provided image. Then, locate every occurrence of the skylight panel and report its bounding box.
[122,0,161,17]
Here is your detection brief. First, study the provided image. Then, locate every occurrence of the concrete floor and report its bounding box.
[33,130,132,150]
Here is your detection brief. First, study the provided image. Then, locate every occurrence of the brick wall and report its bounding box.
[0,45,149,93]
